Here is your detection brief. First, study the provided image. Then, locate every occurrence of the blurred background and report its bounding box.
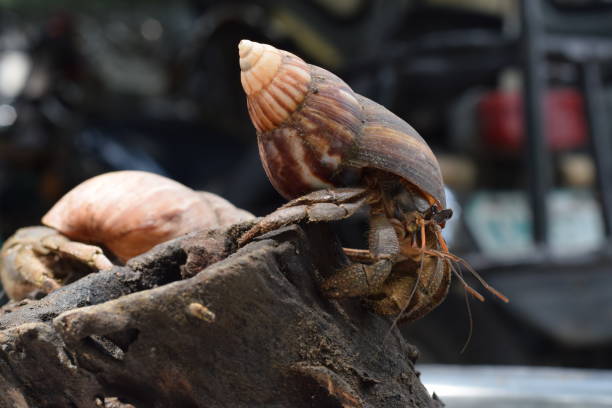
[1,0,612,372]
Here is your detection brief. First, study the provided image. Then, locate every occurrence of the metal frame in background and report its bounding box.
[520,0,612,250]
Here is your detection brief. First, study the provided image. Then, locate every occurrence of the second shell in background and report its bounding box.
[42,170,253,261]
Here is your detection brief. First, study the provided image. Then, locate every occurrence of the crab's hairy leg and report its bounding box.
[368,210,400,258]
[279,187,368,208]
[342,248,375,264]
[321,258,395,298]
[322,207,399,298]
[342,213,407,262]
[39,235,113,270]
[239,188,368,246]
[59,242,113,270]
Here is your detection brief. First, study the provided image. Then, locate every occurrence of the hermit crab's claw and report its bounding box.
[0,226,113,301]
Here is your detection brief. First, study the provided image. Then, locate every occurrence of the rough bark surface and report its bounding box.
[0,223,441,408]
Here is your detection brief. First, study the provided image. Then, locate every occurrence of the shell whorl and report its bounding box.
[239,39,311,132]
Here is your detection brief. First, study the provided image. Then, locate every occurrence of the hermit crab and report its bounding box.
[237,40,507,321]
[0,171,253,300]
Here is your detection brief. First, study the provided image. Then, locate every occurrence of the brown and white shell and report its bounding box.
[239,39,446,208]
[42,171,253,261]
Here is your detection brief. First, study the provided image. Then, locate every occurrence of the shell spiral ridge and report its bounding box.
[239,39,311,132]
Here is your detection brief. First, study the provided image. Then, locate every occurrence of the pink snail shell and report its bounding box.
[42,171,253,261]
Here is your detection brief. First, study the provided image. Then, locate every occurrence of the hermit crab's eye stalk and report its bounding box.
[428,208,453,225]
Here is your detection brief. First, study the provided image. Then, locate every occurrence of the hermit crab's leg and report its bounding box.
[38,234,113,270]
[238,187,368,246]
[342,248,375,264]
[343,216,405,263]
[0,226,112,301]
[322,206,399,298]
[277,188,369,208]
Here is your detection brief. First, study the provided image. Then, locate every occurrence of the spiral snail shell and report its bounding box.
[238,39,445,208]
[42,171,253,261]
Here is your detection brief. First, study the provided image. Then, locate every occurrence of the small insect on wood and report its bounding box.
[237,40,508,322]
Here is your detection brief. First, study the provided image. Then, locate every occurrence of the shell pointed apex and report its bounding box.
[239,40,283,96]
[239,41,311,132]
[238,39,255,61]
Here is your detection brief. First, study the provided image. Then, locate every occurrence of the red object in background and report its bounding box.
[478,88,587,153]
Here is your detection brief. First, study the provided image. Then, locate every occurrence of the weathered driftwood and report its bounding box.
[0,223,441,408]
